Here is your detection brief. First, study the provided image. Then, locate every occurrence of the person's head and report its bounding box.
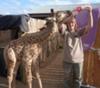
[55,10,77,32]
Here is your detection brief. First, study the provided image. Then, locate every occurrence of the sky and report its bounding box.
[0,0,100,14]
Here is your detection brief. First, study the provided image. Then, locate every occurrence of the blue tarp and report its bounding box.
[0,15,29,30]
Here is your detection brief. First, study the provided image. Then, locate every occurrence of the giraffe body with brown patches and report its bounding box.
[4,19,55,88]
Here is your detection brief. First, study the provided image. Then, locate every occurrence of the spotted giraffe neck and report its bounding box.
[19,20,54,44]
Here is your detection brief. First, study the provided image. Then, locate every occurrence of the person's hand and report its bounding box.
[81,5,92,12]
[72,6,82,16]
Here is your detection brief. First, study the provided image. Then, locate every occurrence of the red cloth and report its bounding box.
[75,7,82,12]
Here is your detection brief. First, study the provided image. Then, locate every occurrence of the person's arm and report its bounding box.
[77,6,93,36]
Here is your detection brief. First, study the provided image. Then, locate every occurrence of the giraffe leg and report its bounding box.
[24,60,32,88]
[34,61,43,88]
[12,62,20,88]
[6,48,16,88]
[35,71,42,88]
[7,62,15,88]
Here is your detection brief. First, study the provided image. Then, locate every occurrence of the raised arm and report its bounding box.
[77,6,93,36]
[84,6,93,31]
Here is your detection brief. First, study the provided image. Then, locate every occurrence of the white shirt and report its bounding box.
[61,24,84,63]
